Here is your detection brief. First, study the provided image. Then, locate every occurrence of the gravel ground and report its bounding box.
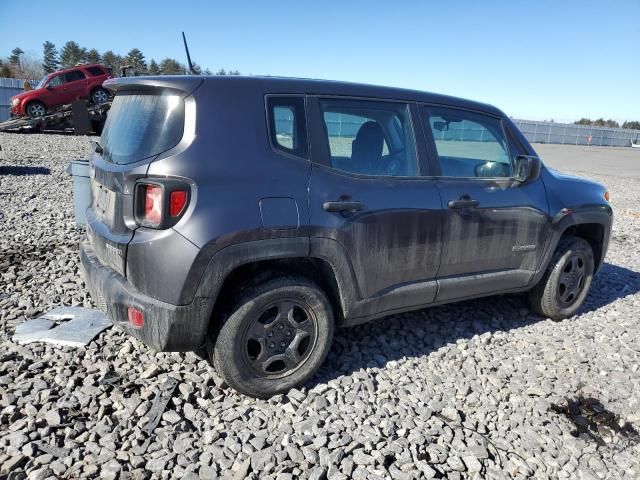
[1,133,639,480]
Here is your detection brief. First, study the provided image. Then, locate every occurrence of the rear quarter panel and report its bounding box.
[147,79,311,248]
[144,79,312,301]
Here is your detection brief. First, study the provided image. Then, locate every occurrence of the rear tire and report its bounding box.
[91,87,109,104]
[529,235,595,320]
[209,276,334,398]
[26,101,46,118]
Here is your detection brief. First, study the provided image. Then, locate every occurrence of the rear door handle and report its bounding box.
[447,196,480,209]
[323,200,364,213]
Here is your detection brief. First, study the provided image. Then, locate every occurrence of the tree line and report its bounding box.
[574,118,640,130]
[0,41,240,79]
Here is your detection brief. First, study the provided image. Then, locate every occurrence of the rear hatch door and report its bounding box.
[87,152,146,276]
[87,79,201,276]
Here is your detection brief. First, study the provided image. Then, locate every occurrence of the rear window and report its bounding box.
[86,66,106,76]
[64,70,86,82]
[100,91,185,165]
[267,96,307,158]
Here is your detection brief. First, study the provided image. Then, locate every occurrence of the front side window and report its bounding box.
[320,98,417,176]
[267,96,307,158]
[47,74,63,87]
[425,107,512,178]
[64,70,86,83]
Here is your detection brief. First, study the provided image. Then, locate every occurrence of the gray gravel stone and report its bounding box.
[1,134,639,479]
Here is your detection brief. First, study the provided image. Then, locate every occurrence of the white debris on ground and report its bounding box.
[12,306,111,346]
[1,132,639,479]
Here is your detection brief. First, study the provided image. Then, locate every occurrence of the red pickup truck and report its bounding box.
[10,64,112,118]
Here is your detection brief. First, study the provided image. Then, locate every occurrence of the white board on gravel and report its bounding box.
[12,306,111,347]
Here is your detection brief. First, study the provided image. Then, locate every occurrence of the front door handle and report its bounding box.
[447,196,479,209]
[323,200,364,213]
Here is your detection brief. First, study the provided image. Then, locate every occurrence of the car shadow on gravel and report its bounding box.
[312,262,640,385]
[0,165,51,176]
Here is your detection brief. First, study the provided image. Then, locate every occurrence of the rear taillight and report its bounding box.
[135,180,190,229]
[143,184,163,226]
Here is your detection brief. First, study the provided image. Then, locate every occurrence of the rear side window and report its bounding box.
[319,98,417,177]
[86,66,106,76]
[64,70,86,82]
[267,96,307,158]
[100,91,185,165]
[424,107,512,178]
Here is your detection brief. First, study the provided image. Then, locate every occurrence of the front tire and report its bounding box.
[26,101,46,118]
[529,235,595,320]
[209,276,334,398]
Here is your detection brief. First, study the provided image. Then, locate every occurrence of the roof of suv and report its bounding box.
[49,63,106,75]
[105,75,504,116]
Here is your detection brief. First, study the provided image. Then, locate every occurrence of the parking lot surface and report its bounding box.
[1,134,639,479]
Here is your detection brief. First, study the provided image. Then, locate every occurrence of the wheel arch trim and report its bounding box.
[192,236,361,338]
[532,205,612,286]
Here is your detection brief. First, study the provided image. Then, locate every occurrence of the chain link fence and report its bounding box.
[513,119,640,147]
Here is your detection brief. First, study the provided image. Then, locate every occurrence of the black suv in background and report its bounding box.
[81,76,612,397]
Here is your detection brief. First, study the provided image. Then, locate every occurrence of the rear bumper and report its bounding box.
[80,238,212,351]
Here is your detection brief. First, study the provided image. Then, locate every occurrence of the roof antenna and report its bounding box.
[182,31,196,75]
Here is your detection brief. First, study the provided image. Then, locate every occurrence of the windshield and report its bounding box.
[36,76,49,89]
[100,91,185,165]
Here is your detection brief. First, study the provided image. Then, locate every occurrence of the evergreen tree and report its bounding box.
[0,60,13,78]
[86,48,101,64]
[215,68,226,76]
[102,50,117,68]
[102,51,125,75]
[148,59,160,75]
[159,58,185,75]
[59,41,85,67]
[126,48,147,74]
[42,41,59,73]
[9,47,24,65]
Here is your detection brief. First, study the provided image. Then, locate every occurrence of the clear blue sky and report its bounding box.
[1,0,638,122]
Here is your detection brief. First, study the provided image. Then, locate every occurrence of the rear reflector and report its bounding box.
[127,307,144,328]
[170,190,188,217]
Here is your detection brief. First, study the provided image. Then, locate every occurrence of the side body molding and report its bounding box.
[309,237,438,326]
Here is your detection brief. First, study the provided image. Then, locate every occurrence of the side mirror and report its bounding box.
[45,85,53,90]
[514,155,541,184]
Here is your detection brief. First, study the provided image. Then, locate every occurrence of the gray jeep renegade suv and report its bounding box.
[81,75,612,397]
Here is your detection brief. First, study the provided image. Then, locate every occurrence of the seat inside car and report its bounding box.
[351,121,385,174]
